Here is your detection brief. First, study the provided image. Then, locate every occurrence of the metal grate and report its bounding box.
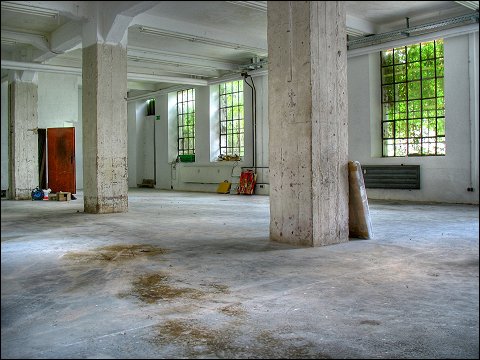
[362,165,420,189]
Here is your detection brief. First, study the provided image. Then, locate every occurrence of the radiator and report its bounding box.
[180,166,236,184]
[361,165,420,189]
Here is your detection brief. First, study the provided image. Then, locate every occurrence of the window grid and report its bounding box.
[177,89,195,156]
[219,80,244,157]
[381,39,445,157]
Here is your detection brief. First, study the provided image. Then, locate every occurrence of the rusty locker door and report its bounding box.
[47,127,76,194]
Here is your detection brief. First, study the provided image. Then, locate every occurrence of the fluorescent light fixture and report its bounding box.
[1,1,59,18]
[127,55,218,70]
[138,26,266,54]
[455,1,479,10]
[1,38,17,46]
[347,28,370,37]
[226,1,267,12]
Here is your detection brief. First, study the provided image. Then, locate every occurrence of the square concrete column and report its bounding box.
[268,1,349,246]
[82,43,128,213]
[8,80,39,200]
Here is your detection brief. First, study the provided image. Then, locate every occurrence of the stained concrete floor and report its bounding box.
[1,188,479,359]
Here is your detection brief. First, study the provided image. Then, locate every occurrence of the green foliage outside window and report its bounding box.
[381,39,445,157]
[177,89,195,156]
[219,80,244,157]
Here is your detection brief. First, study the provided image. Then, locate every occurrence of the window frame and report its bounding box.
[219,80,244,157]
[380,39,445,157]
[177,88,196,156]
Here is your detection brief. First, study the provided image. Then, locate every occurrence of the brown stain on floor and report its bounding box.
[152,319,235,357]
[158,319,217,344]
[61,244,168,262]
[120,272,205,303]
[206,283,230,294]
[255,330,332,359]
[153,320,332,358]
[219,303,246,317]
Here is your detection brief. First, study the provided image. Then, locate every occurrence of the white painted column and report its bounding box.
[82,43,128,213]
[268,1,349,246]
[8,72,39,200]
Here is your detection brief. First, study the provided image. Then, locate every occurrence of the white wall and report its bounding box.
[76,85,83,189]
[135,101,147,186]
[348,33,479,204]
[127,100,137,187]
[1,81,9,192]
[37,73,78,128]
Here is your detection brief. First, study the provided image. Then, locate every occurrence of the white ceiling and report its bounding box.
[1,1,478,92]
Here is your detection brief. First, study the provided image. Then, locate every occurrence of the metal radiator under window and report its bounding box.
[361,165,420,189]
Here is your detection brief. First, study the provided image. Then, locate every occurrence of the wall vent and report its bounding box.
[362,165,420,189]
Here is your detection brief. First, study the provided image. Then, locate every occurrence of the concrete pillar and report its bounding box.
[268,1,349,246]
[8,74,39,200]
[82,43,128,213]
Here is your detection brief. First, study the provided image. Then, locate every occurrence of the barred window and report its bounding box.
[219,80,244,157]
[381,39,445,157]
[177,88,195,156]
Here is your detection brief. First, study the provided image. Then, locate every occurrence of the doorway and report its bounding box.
[46,127,76,194]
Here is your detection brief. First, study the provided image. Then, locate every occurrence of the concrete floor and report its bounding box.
[1,188,479,359]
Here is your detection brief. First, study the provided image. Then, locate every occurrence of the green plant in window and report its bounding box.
[421,42,435,59]
[394,64,406,82]
[435,39,444,58]
[407,62,421,81]
[395,84,407,101]
[382,50,393,66]
[422,79,436,98]
[408,81,421,100]
[394,47,406,64]
[383,122,394,138]
[407,44,420,62]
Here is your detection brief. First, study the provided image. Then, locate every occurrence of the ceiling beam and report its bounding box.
[1,59,209,86]
[1,29,50,52]
[34,21,83,62]
[102,1,158,45]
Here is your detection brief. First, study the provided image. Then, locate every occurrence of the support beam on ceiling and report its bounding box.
[34,21,83,62]
[1,29,50,52]
[1,60,209,86]
[102,1,158,45]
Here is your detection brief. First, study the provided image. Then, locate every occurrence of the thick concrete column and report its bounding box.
[82,43,128,213]
[268,1,349,246]
[8,74,39,200]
